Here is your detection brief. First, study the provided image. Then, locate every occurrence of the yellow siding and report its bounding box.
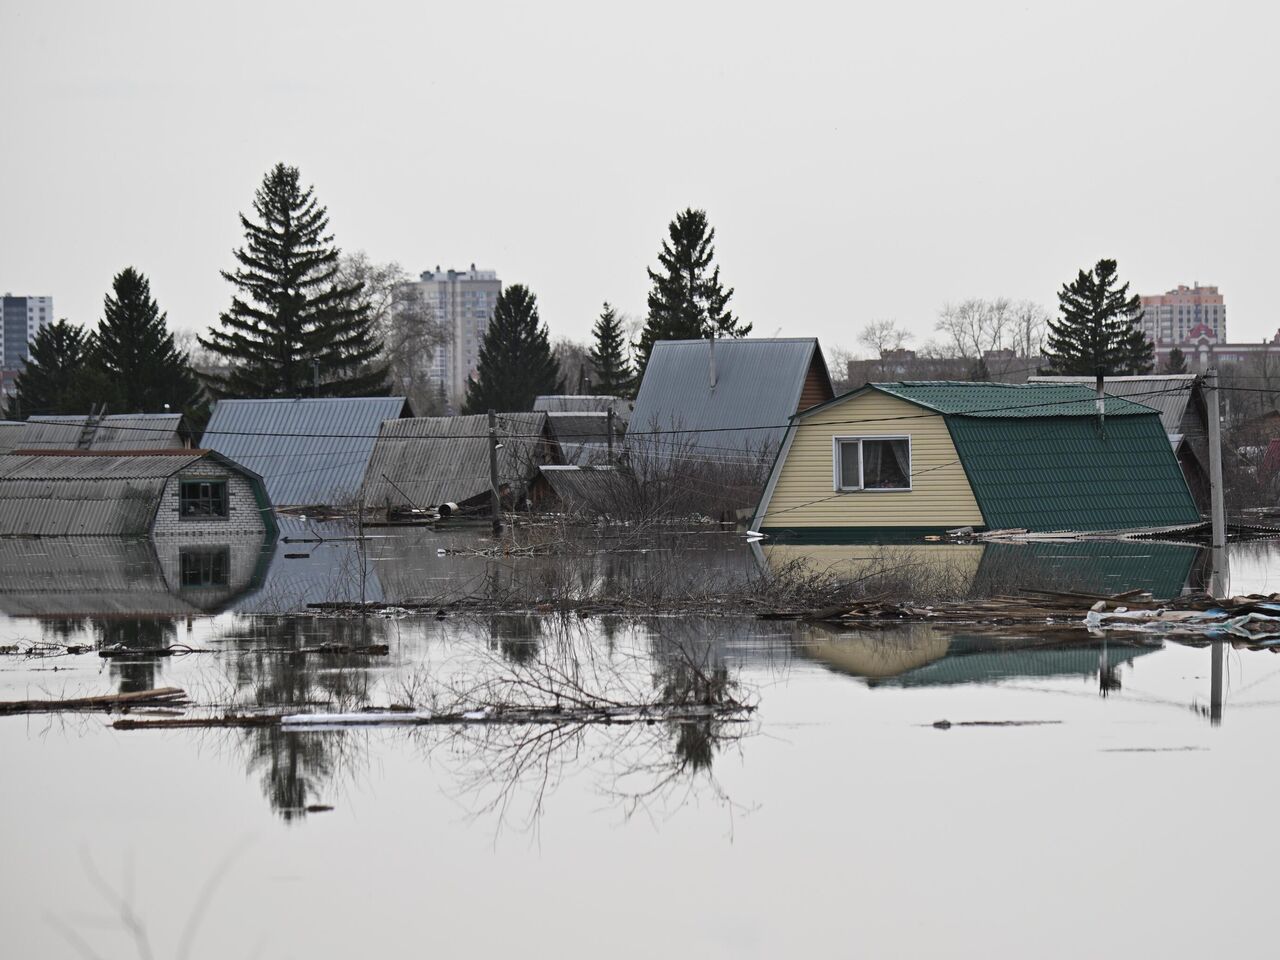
[761,543,985,591]
[761,391,984,528]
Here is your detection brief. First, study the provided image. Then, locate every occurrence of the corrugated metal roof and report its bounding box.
[200,397,410,506]
[947,414,1201,531]
[1027,375,1198,434]
[539,465,628,509]
[6,414,189,450]
[0,421,24,455]
[361,413,550,510]
[546,412,613,464]
[534,395,633,422]
[972,540,1200,599]
[630,338,828,462]
[871,381,1156,418]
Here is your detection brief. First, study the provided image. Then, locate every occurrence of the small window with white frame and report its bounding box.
[833,436,911,491]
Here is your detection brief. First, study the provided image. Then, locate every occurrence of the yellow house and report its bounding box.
[751,381,1200,541]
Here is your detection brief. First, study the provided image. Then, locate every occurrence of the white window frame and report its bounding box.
[832,435,912,492]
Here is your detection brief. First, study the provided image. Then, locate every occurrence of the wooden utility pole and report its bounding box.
[1205,368,1228,597]
[606,407,615,463]
[488,409,501,536]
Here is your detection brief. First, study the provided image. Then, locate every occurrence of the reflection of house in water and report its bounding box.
[756,539,1201,600]
[799,624,1158,690]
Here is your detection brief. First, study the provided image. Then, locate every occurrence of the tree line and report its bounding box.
[7,158,1179,423]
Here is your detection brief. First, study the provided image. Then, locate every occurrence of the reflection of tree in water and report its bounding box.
[650,626,733,776]
[219,615,382,822]
[40,618,88,642]
[487,614,542,664]
[93,619,178,693]
[426,617,754,835]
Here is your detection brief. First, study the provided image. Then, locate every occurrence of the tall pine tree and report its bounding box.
[588,302,634,397]
[1043,259,1154,375]
[9,320,94,418]
[462,284,561,413]
[1163,346,1189,374]
[637,209,749,374]
[199,163,388,398]
[93,267,206,418]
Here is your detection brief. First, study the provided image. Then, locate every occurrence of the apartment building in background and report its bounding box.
[407,265,500,409]
[1,295,53,405]
[1139,283,1226,349]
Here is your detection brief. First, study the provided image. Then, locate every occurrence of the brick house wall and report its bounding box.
[151,459,267,538]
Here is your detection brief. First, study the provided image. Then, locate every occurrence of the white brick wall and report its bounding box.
[151,460,268,538]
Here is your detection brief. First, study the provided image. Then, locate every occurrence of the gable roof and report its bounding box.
[630,338,832,460]
[1026,375,1201,435]
[0,449,269,536]
[0,413,190,451]
[361,412,550,511]
[200,396,411,506]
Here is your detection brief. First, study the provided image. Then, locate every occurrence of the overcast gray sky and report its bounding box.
[2,0,1277,355]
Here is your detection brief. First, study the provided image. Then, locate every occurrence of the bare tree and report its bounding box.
[552,337,595,394]
[1011,300,1051,361]
[857,319,913,357]
[336,252,450,413]
[935,298,1012,361]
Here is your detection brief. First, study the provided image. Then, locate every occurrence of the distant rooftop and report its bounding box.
[418,264,498,282]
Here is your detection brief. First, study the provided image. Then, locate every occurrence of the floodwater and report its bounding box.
[2,530,1280,959]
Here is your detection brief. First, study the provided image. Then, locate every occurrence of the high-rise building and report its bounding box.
[1,294,53,369]
[407,265,500,408]
[1139,283,1226,347]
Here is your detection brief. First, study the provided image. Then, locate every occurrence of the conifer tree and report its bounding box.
[199,163,387,398]
[93,267,205,418]
[637,209,749,374]
[1043,259,1154,375]
[462,284,561,413]
[9,320,93,418]
[588,302,634,397]
[1163,346,1189,374]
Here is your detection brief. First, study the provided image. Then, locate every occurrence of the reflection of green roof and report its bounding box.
[866,642,1157,688]
[872,381,1156,418]
[973,540,1199,600]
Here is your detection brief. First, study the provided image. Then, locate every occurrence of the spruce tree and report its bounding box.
[199,163,388,398]
[9,320,93,418]
[588,302,634,397]
[1163,347,1189,374]
[93,267,205,418]
[462,284,561,413]
[1043,259,1154,375]
[637,208,749,374]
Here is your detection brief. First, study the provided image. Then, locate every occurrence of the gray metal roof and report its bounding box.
[0,421,23,455]
[6,414,189,451]
[629,338,828,463]
[534,395,633,421]
[361,413,550,510]
[1027,375,1199,435]
[539,465,628,510]
[200,397,411,506]
[546,412,614,464]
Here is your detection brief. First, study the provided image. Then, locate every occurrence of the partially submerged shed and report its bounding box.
[361,412,555,515]
[200,396,412,507]
[1028,374,1210,510]
[629,338,833,464]
[0,413,192,452]
[752,381,1200,540]
[0,450,276,538]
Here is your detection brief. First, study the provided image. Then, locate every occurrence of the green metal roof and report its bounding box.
[872,381,1157,418]
[971,540,1200,598]
[947,414,1200,531]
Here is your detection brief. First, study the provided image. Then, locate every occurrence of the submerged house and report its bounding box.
[200,396,412,508]
[629,338,833,463]
[0,449,276,539]
[1029,374,1211,511]
[0,413,191,453]
[361,412,556,516]
[752,381,1200,541]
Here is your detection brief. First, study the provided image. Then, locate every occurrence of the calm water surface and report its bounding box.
[2,532,1279,958]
